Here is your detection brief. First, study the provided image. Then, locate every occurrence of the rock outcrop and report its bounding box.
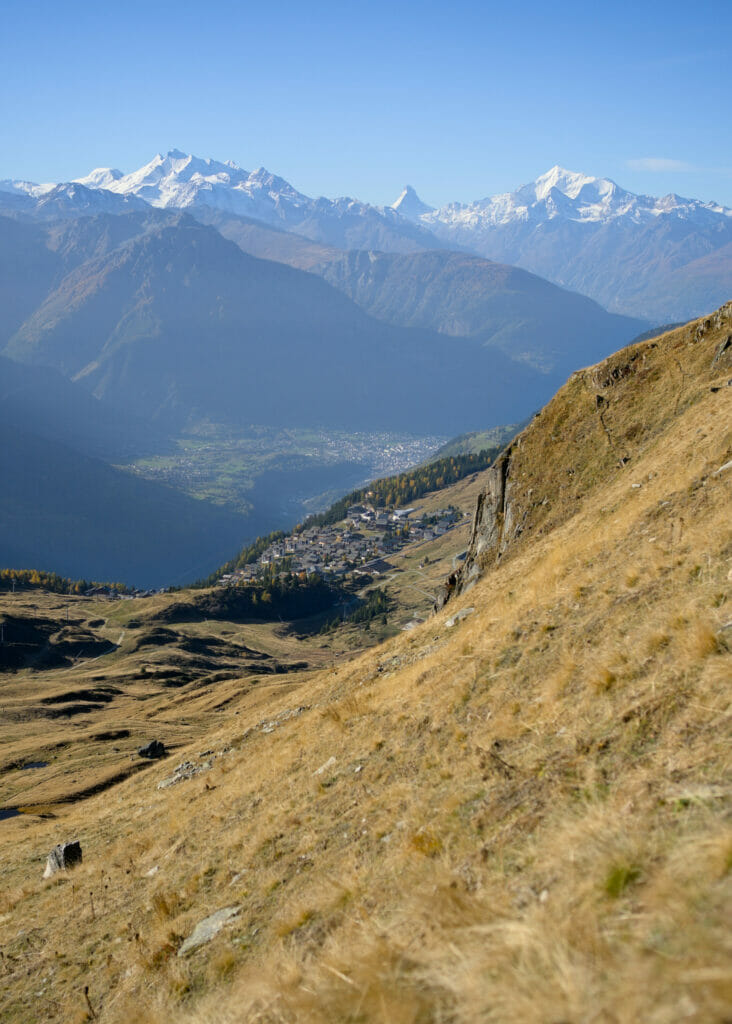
[43,840,82,879]
[437,303,732,610]
[138,740,166,760]
[435,446,516,608]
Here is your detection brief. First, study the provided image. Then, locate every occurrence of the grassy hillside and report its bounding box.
[430,420,528,458]
[0,462,491,809]
[0,307,729,1023]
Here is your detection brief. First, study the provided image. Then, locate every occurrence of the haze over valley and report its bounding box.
[2,151,690,586]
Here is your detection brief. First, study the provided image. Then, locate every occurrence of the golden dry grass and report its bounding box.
[0,308,730,1023]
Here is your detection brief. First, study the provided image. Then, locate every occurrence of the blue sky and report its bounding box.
[2,0,730,207]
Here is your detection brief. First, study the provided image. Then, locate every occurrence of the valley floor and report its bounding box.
[126,426,447,521]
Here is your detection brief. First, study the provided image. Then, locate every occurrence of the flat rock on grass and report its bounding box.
[445,607,475,628]
[178,905,241,957]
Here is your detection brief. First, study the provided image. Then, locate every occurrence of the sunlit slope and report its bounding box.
[0,306,730,1024]
[443,301,732,601]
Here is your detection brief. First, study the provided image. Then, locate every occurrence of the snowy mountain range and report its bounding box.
[0,178,149,219]
[73,150,441,253]
[2,152,730,320]
[409,165,731,230]
[74,150,313,223]
[405,166,732,319]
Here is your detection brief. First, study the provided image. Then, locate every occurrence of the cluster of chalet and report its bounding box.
[84,586,165,600]
[218,505,463,587]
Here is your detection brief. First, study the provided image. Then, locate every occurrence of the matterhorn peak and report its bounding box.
[391,185,434,221]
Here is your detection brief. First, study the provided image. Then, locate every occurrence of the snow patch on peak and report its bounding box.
[247,167,280,186]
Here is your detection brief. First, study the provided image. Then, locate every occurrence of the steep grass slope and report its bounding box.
[0,308,730,1024]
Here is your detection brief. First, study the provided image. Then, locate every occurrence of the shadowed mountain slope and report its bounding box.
[0,419,251,588]
[193,205,340,270]
[0,216,60,343]
[312,249,647,375]
[5,218,549,435]
[0,353,166,461]
[0,210,181,346]
[189,209,646,375]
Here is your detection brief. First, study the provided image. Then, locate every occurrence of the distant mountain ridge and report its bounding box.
[187,206,646,377]
[71,150,445,253]
[3,215,553,435]
[408,166,732,228]
[311,249,645,375]
[4,152,729,320]
[396,167,732,320]
[0,180,151,221]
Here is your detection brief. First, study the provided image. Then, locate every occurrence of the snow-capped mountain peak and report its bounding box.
[73,167,125,189]
[391,185,434,221]
[69,150,317,224]
[0,178,56,199]
[532,165,607,202]
[1,151,730,325]
[418,165,732,236]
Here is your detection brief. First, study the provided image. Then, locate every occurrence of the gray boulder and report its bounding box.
[138,740,166,759]
[43,840,82,879]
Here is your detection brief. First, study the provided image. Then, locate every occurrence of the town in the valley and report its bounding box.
[218,503,465,586]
